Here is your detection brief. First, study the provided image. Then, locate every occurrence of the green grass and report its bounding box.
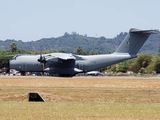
[0,87,160,119]
[0,102,159,120]
[0,87,160,103]
[0,76,160,119]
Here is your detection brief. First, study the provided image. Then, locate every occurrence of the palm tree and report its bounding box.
[11,42,17,53]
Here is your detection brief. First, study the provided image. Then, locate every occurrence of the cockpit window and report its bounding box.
[11,56,17,60]
[11,55,21,60]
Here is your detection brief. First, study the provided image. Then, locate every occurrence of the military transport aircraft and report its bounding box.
[9,28,156,77]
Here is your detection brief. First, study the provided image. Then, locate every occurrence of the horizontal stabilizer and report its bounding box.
[130,28,156,34]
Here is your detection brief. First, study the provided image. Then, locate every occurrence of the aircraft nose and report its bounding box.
[9,59,19,71]
[9,60,14,69]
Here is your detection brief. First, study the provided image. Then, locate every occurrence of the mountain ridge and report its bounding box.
[0,30,159,54]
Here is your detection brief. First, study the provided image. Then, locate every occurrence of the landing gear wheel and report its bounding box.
[58,74,74,77]
[21,72,26,76]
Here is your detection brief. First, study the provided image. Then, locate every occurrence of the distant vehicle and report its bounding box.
[86,71,101,76]
[9,28,155,77]
[10,69,19,76]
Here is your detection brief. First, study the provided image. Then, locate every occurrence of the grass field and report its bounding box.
[0,76,160,120]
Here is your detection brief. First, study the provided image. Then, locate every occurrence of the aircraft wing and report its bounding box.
[53,53,75,60]
[43,53,77,74]
[45,53,75,62]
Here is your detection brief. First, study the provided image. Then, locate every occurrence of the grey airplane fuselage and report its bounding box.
[75,53,136,71]
[10,53,136,75]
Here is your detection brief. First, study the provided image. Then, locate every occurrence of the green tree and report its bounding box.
[74,46,86,55]
[116,62,128,73]
[146,54,160,73]
[40,50,50,54]
[63,32,69,37]
[138,67,145,74]
[129,54,153,73]
[0,51,13,69]
[11,42,17,53]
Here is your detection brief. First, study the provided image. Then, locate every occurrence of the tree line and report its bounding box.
[1,43,160,74]
[105,53,160,74]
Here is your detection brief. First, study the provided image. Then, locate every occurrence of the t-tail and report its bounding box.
[115,28,156,55]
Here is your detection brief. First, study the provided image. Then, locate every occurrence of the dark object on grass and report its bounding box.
[28,92,45,102]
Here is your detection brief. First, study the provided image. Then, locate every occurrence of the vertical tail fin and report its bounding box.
[115,28,156,55]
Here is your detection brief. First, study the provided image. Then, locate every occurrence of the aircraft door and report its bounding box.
[78,63,83,70]
[22,64,27,71]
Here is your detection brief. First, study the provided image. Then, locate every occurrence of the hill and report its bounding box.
[0,30,160,54]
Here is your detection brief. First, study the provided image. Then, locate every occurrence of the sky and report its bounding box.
[0,0,160,41]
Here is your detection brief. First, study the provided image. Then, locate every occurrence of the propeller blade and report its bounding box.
[37,54,46,63]
[42,63,45,71]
